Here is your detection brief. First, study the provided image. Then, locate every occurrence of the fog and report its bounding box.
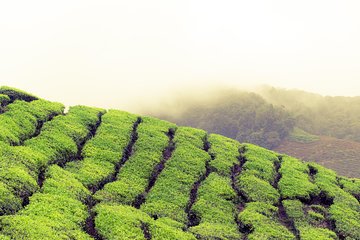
[1,1,360,113]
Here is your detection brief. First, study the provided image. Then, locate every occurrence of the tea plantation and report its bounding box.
[0,87,359,240]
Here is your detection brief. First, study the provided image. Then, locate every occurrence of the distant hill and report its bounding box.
[260,86,360,142]
[0,86,359,239]
[152,87,360,178]
[157,90,296,149]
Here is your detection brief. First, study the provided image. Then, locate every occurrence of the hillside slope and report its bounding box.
[0,87,359,240]
[275,136,360,179]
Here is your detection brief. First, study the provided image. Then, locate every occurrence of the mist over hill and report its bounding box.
[147,86,360,178]
[149,86,360,145]
[152,89,295,149]
[259,86,360,142]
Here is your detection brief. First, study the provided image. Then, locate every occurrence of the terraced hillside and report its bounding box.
[0,87,359,240]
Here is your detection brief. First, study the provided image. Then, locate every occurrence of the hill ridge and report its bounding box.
[0,86,358,240]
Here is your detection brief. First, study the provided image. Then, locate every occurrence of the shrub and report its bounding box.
[339,177,360,199]
[282,199,305,220]
[141,146,209,223]
[0,194,91,239]
[242,144,279,183]
[0,94,10,107]
[95,204,196,240]
[0,182,22,215]
[66,157,115,188]
[0,100,64,145]
[25,105,103,164]
[238,202,295,239]
[308,163,360,239]
[0,154,95,238]
[141,127,209,223]
[0,165,38,198]
[150,217,196,240]
[66,110,138,189]
[297,226,337,240]
[42,165,91,202]
[95,204,153,240]
[189,172,241,239]
[0,105,102,215]
[173,127,206,149]
[208,134,241,176]
[0,86,38,102]
[0,142,41,180]
[282,199,337,240]
[237,173,279,204]
[279,156,320,200]
[94,117,175,204]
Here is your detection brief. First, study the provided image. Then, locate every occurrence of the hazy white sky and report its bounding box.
[1,0,360,111]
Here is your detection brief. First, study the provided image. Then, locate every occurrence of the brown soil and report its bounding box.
[275,136,360,178]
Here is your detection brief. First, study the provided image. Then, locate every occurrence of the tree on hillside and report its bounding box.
[167,92,295,149]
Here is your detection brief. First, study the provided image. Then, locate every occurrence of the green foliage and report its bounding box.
[0,105,101,216]
[289,127,320,143]
[297,226,337,240]
[0,144,46,176]
[0,158,93,239]
[66,158,115,188]
[1,152,92,238]
[25,130,78,164]
[39,105,102,146]
[279,156,320,200]
[95,116,175,204]
[81,110,136,159]
[282,200,337,240]
[242,144,279,183]
[66,110,138,188]
[0,215,89,240]
[0,164,38,198]
[307,210,324,222]
[339,177,360,198]
[0,235,10,240]
[141,127,209,223]
[95,204,148,240]
[282,199,305,220]
[0,86,38,102]
[189,172,241,239]
[329,202,360,239]
[173,126,206,149]
[0,182,22,215]
[25,100,64,120]
[0,94,10,108]
[141,145,209,223]
[95,204,196,240]
[238,202,295,240]
[20,193,88,228]
[307,163,339,198]
[0,100,64,145]
[150,217,196,240]
[42,165,91,202]
[25,105,102,164]
[207,134,241,176]
[237,174,279,204]
[0,194,91,239]
[190,222,241,240]
[308,163,360,239]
